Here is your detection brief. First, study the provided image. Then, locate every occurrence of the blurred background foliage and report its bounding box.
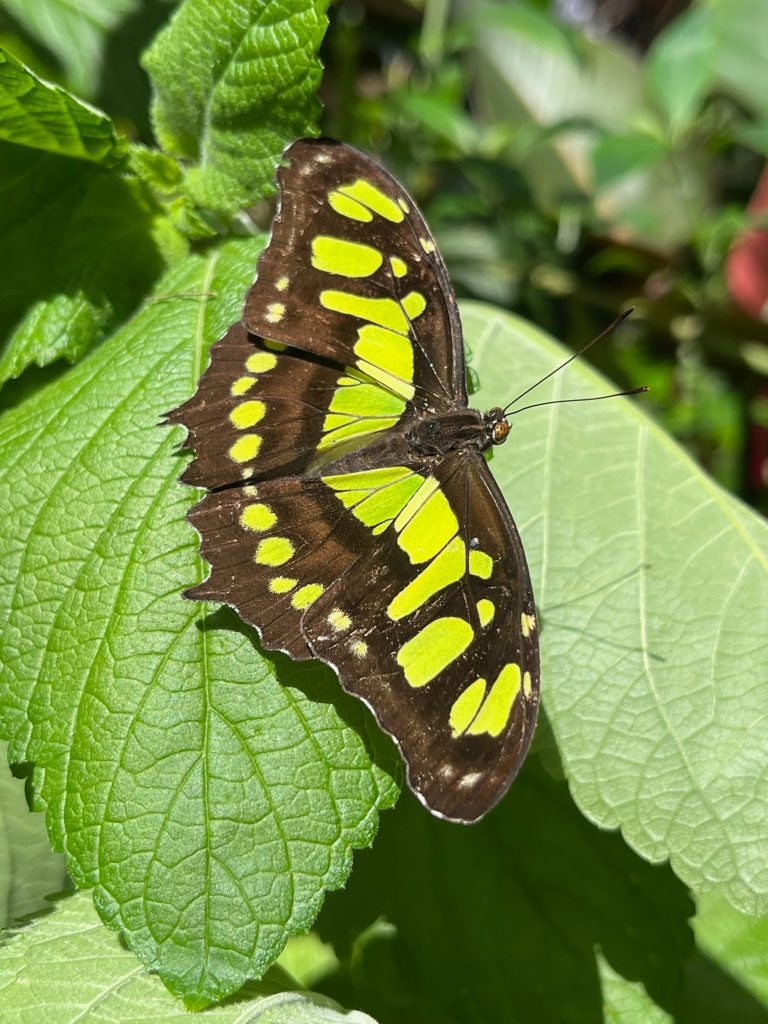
[318,0,768,511]
[1,0,767,511]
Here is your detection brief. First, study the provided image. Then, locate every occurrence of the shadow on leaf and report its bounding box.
[312,758,696,1024]
[195,605,402,795]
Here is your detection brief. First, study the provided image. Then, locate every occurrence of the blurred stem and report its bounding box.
[324,0,362,140]
[419,0,451,67]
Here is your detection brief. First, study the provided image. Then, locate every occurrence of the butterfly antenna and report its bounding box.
[507,386,648,417]
[503,308,636,415]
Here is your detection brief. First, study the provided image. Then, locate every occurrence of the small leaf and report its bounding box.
[709,0,768,119]
[142,0,330,213]
[592,131,668,191]
[0,46,120,162]
[0,741,68,929]
[396,93,481,153]
[0,143,170,386]
[693,891,768,1006]
[0,891,380,1022]
[278,934,339,989]
[0,0,141,100]
[462,303,768,914]
[736,121,768,159]
[0,238,397,1003]
[646,7,715,134]
[127,143,184,195]
[598,954,674,1024]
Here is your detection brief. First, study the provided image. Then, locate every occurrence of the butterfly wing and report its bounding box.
[243,138,466,411]
[169,137,540,821]
[180,446,538,821]
[183,473,379,660]
[168,324,414,488]
[301,451,540,823]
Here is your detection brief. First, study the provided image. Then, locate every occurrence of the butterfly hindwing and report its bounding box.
[302,452,539,822]
[184,469,387,659]
[242,138,466,410]
[180,445,538,821]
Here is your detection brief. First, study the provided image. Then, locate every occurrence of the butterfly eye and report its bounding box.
[491,420,510,445]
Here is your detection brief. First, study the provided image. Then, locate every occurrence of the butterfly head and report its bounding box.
[485,407,510,446]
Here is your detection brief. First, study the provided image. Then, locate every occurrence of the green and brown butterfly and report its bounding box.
[168,138,539,823]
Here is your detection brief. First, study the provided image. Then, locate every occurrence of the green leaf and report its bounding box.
[0,741,68,929]
[693,891,768,1007]
[0,891,380,1022]
[599,954,674,1024]
[278,933,339,989]
[0,237,398,1004]
[0,142,171,386]
[467,0,646,203]
[735,121,768,159]
[127,143,184,195]
[462,303,768,914]
[0,0,141,100]
[142,0,330,213]
[465,0,709,251]
[680,891,768,1020]
[646,7,715,134]
[708,0,768,119]
[0,46,120,162]
[592,131,668,191]
[466,0,577,61]
[681,956,768,1023]
[315,766,693,1023]
[396,92,481,154]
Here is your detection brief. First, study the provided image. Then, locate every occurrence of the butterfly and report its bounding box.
[168,138,539,823]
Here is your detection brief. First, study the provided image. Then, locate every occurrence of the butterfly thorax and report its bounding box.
[407,407,503,457]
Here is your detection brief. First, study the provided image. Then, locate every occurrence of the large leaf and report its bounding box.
[461,302,768,914]
[0,740,68,929]
[142,0,329,213]
[0,891,379,1022]
[0,47,120,162]
[315,765,693,1024]
[0,238,398,1004]
[645,7,715,135]
[0,142,170,387]
[464,0,645,201]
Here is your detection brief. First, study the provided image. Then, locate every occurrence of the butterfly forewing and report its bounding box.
[169,324,412,487]
[243,138,466,411]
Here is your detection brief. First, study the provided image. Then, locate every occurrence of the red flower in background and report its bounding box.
[727,162,768,495]
[727,163,768,320]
